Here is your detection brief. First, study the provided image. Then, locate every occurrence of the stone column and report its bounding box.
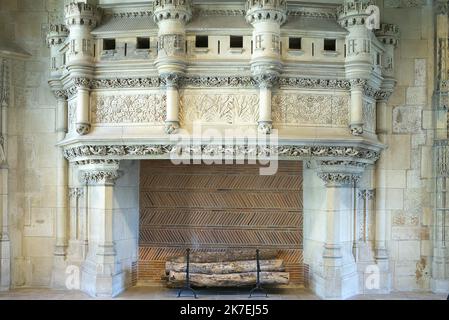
[246,0,286,134]
[153,0,192,134]
[314,166,363,299]
[0,58,10,291]
[349,80,365,136]
[79,162,124,297]
[75,84,91,135]
[162,73,181,134]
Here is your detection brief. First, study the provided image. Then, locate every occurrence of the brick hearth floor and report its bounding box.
[0,287,446,300]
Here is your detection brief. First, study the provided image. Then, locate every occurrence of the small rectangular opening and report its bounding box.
[312,42,314,56]
[324,39,336,51]
[376,53,381,65]
[137,37,150,49]
[195,35,208,48]
[218,40,221,54]
[103,38,116,51]
[124,43,127,56]
[230,36,243,49]
[289,37,301,50]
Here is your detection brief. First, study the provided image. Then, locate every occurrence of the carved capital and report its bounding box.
[436,0,449,15]
[318,172,361,187]
[53,90,68,100]
[79,163,120,186]
[358,189,375,200]
[69,187,84,199]
[161,73,182,88]
[74,77,92,89]
[350,79,367,90]
[253,73,279,89]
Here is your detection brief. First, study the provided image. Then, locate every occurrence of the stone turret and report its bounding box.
[246,0,287,134]
[338,0,376,136]
[153,0,192,134]
[47,24,69,78]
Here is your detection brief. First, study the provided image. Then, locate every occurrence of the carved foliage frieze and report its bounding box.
[91,93,166,124]
[272,93,349,126]
[179,93,259,125]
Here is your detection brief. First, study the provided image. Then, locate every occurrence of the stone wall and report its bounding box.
[0,0,62,288]
[378,0,434,291]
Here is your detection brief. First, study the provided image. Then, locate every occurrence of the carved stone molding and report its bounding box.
[161,73,182,88]
[63,143,381,164]
[165,121,180,134]
[181,76,257,88]
[253,73,279,89]
[278,77,351,90]
[350,125,364,136]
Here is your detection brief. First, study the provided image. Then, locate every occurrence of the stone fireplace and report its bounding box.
[42,0,402,299]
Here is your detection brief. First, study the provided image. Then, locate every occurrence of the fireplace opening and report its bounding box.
[137,160,307,287]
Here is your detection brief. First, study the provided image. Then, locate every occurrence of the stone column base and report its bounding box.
[311,259,359,299]
[0,238,10,291]
[81,259,126,297]
[431,279,449,293]
[51,255,68,289]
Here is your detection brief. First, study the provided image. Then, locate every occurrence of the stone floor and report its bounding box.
[0,286,447,300]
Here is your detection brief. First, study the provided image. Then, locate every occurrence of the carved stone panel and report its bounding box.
[179,91,259,125]
[68,98,77,134]
[392,106,422,134]
[272,92,349,126]
[91,92,166,124]
[362,100,376,133]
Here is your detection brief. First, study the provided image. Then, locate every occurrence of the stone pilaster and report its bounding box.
[153,0,192,134]
[312,164,363,299]
[246,0,286,134]
[78,161,125,297]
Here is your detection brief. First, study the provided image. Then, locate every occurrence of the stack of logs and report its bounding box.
[166,249,290,287]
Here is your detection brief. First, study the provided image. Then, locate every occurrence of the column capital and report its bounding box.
[253,72,279,89]
[358,189,375,200]
[161,72,182,88]
[435,0,449,16]
[317,162,365,187]
[350,78,367,90]
[79,161,120,186]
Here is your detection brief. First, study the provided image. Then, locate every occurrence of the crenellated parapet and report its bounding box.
[375,23,399,79]
[47,25,69,78]
[153,0,192,24]
[245,0,287,25]
[64,1,102,28]
[64,1,102,66]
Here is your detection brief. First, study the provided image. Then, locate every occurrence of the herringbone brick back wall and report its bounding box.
[138,160,306,285]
